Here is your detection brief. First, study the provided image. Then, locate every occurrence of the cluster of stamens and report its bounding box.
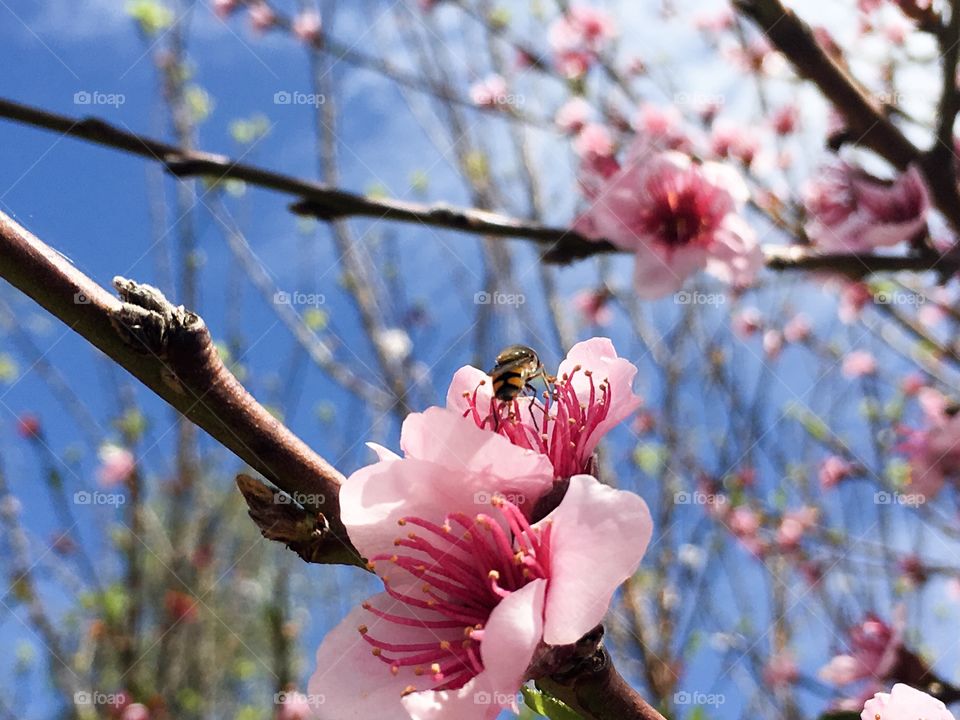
[463,365,611,478]
[359,495,551,696]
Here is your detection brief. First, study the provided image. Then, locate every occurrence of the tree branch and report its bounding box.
[734,0,960,233]
[1,97,954,278]
[0,209,360,566]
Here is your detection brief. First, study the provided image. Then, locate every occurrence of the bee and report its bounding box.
[489,344,547,402]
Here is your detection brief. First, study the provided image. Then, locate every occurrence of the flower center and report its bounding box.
[360,496,551,695]
[461,365,611,478]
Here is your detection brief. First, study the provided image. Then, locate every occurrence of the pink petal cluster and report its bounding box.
[555,97,593,134]
[291,11,322,44]
[898,387,960,498]
[804,163,930,252]
[97,443,135,487]
[571,288,613,326]
[819,455,855,490]
[247,2,276,32]
[212,0,239,18]
[819,610,904,687]
[862,684,956,720]
[308,405,652,719]
[548,5,616,78]
[575,145,762,299]
[449,338,641,479]
[469,75,508,108]
[777,506,818,550]
[763,651,799,688]
[842,350,877,378]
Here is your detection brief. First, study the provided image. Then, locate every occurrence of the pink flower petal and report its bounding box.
[539,475,653,645]
[401,579,546,720]
[308,592,430,719]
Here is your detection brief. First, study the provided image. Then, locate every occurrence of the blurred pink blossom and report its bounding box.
[291,11,321,44]
[555,97,592,134]
[898,387,960,498]
[469,74,508,108]
[732,307,763,338]
[275,691,312,720]
[819,455,854,490]
[573,123,615,160]
[97,443,135,487]
[838,281,873,324]
[764,651,799,688]
[571,288,613,326]
[804,163,930,252]
[783,313,812,343]
[247,2,276,32]
[575,147,761,299]
[212,0,239,18]
[842,350,877,378]
[763,329,783,359]
[122,704,150,720]
[819,609,904,686]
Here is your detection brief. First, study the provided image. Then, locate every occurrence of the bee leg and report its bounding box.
[524,383,541,434]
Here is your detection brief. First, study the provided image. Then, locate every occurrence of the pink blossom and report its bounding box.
[732,307,763,338]
[555,97,593,134]
[571,288,613,326]
[122,705,150,720]
[693,8,735,32]
[862,684,956,720]
[212,0,239,19]
[819,455,854,490]
[575,148,762,299]
[247,2,276,32]
[771,104,799,135]
[838,280,873,324]
[710,121,760,166]
[548,6,615,78]
[777,506,818,550]
[469,75,508,108]
[634,104,689,152]
[901,373,925,396]
[291,11,321,44]
[804,163,930,252]
[97,443,135,487]
[729,506,760,537]
[309,434,652,719]
[573,123,615,160]
[449,338,642,479]
[276,690,312,720]
[764,651,799,688]
[783,313,812,343]
[898,388,960,498]
[819,610,904,686]
[763,330,783,359]
[842,350,877,378]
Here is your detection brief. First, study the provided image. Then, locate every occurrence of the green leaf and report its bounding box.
[521,686,583,720]
[126,0,173,35]
[0,353,18,383]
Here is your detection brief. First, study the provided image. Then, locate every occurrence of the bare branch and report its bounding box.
[0,209,360,566]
